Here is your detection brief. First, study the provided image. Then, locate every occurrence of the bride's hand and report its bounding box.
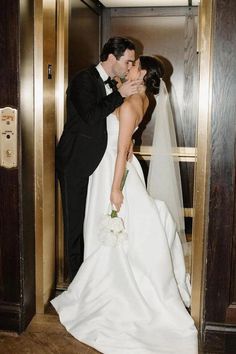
[110,189,123,212]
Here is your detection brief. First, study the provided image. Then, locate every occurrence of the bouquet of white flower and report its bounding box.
[99,169,129,247]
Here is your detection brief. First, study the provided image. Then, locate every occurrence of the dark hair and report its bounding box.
[100,37,135,61]
[139,56,164,95]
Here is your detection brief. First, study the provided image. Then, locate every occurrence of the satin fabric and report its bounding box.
[51,114,198,354]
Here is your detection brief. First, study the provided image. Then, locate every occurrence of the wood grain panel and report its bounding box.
[69,0,100,79]
[0,0,19,107]
[101,8,111,44]
[182,12,198,147]
[110,8,198,210]
[227,170,236,323]
[0,0,21,331]
[0,0,35,332]
[203,326,236,354]
[180,162,195,208]
[111,16,197,147]
[204,0,236,332]
[20,0,36,328]
[0,169,20,302]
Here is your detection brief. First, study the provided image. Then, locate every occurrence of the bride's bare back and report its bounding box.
[111,92,149,211]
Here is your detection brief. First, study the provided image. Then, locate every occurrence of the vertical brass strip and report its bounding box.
[191,0,213,330]
[34,0,57,313]
[34,0,44,313]
[55,0,69,289]
[42,0,56,310]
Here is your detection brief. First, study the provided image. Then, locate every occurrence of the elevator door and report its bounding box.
[54,2,213,331]
[55,0,101,288]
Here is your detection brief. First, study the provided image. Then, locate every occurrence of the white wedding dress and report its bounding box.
[51,113,198,354]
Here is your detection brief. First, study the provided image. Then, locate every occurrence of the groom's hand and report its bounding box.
[118,79,142,98]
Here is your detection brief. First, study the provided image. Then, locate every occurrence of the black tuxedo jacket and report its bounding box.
[56,66,123,178]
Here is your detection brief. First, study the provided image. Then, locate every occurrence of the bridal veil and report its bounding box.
[147,78,190,259]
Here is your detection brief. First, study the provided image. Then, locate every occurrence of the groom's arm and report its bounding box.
[69,70,123,125]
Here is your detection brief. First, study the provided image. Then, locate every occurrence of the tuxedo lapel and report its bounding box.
[88,66,106,98]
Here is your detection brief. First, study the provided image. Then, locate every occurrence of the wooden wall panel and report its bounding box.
[0,0,19,108]
[109,7,198,148]
[0,0,21,330]
[203,0,236,351]
[0,0,35,332]
[20,0,35,328]
[69,0,101,80]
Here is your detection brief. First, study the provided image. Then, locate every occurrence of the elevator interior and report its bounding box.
[33,0,212,334]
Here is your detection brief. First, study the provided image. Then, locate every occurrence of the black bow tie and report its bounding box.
[104,77,118,91]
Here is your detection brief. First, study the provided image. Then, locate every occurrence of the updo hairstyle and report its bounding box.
[139,56,164,95]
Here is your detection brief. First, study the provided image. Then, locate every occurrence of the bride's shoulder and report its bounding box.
[126,93,143,105]
[122,94,143,113]
[117,94,143,123]
[119,96,138,114]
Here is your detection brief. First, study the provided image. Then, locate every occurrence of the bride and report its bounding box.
[51,56,198,354]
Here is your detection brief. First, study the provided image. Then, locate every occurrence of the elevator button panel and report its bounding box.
[0,107,17,168]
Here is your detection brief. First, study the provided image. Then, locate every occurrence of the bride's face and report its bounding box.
[126,59,146,82]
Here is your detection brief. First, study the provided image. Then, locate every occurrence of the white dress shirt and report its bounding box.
[96,62,113,95]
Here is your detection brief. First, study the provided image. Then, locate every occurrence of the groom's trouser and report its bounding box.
[58,172,89,282]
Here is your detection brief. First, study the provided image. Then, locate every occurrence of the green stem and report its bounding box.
[111,169,129,218]
[120,169,129,191]
[111,210,118,218]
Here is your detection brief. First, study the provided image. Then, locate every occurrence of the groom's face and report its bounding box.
[112,49,135,79]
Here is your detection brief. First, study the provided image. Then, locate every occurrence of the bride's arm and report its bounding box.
[110,98,139,211]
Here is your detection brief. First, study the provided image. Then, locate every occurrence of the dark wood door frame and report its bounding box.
[0,0,35,332]
[202,0,236,351]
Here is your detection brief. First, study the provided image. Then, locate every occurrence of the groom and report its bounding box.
[56,37,139,282]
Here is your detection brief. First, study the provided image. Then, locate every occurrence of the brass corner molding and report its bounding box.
[191,0,213,331]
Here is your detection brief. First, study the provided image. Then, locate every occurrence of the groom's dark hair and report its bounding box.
[100,37,135,61]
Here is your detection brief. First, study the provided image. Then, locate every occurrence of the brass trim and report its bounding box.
[191,0,213,331]
[136,155,196,163]
[134,145,196,156]
[34,0,44,313]
[184,208,194,218]
[178,156,196,162]
[55,0,69,289]
[134,146,196,162]
[34,0,57,313]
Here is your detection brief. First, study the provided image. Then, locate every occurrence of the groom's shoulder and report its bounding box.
[67,65,100,94]
[71,65,100,82]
